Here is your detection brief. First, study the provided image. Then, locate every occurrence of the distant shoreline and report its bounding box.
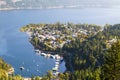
[0,7,81,11]
[0,7,69,11]
[0,6,111,11]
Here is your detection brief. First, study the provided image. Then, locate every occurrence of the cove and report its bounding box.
[0,8,120,77]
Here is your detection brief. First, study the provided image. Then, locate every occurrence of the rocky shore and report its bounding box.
[8,67,14,75]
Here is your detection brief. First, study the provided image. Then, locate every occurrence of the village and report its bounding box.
[21,23,101,52]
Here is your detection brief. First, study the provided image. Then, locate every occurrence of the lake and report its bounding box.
[0,8,120,77]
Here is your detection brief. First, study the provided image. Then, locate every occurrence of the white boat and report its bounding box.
[55,62,59,65]
[52,67,58,71]
[35,50,41,55]
[41,53,47,56]
[20,66,24,70]
[50,55,55,59]
[35,49,39,53]
[56,59,60,62]
[37,64,39,67]
[37,70,39,72]
[55,64,59,67]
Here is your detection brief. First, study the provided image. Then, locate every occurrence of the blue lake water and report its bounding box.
[0,8,120,77]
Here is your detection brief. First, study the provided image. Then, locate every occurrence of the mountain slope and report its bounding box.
[0,0,120,10]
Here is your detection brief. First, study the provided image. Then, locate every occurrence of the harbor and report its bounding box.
[35,49,64,76]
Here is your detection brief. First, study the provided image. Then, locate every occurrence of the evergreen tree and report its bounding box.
[102,41,120,80]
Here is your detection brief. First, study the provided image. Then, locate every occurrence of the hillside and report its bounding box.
[0,0,120,10]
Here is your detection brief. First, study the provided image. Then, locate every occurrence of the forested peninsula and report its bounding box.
[20,23,120,80]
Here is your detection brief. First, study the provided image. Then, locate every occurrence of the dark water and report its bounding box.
[0,8,120,77]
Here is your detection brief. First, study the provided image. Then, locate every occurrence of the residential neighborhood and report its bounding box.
[20,23,101,52]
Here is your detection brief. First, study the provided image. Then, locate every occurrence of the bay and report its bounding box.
[0,8,120,77]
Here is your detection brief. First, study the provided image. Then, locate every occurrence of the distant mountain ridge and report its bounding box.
[0,0,120,10]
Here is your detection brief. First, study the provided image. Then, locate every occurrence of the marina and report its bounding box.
[35,49,64,75]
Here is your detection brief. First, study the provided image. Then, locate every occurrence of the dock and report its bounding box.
[34,49,64,76]
[52,56,64,76]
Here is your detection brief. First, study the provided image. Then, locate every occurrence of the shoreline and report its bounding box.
[8,67,14,75]
[23,78,32,80]
[35,49,64,76]
[25,27,66,76]
[0,7,71,11]
[0,6,112,11]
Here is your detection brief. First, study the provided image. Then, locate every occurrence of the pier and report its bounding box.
[35,49,64,76]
